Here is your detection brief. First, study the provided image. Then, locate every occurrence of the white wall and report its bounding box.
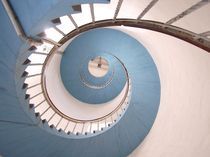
[115,27,210,157]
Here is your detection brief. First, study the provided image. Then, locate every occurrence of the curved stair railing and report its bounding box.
[22,41,131,136]
[18,1,210,137]
[0,1,210,157]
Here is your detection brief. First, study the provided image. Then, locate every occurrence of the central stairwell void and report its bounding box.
[0,0,210,157]
[88,56,109,77]
[22,27,161,142]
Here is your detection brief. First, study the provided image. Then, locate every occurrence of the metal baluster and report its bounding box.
[81,122,85,134]
[113,0,124,21]
[28,63,43,66]
[89,3,95,23]
[55,116,62,128]
[111,115,113,123]
[166,0,210,24]
[32,52,48,55]
[47,112,56,123]
[116,110,119,117]
[53,26,66,36]
[26,83,41,90]
[97,121,100,131]
[29,92,43,100]
[121,106,124,113]
[68,15,78,29]
[72,123,77,134]
[89,122,92,133]
[200,31,210,37]
[34,100,45,108]
[137,0,159,20]
[40,106,50,117]
[26,73,41,78]
[64,121,70,132]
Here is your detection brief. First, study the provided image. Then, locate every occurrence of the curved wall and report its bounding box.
[114,27,210,157]
[0,0,210,157]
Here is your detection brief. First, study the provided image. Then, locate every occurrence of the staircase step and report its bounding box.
[72,5,82,12]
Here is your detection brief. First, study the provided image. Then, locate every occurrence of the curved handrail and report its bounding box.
[41,51,131,123]
[24,17,210,135]
[59,19,210,52]
[38,18,210,128]
[79,66,115,89]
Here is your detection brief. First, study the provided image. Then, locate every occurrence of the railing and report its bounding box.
[20,0,210,137]
[34,1,210,52]
[23,40,131,136]
[79,63,115,89]
[42,52,131,135]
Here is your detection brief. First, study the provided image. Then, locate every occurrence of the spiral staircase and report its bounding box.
[0,0,210,157]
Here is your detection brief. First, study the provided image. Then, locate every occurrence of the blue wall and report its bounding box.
[0,2,35,124]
